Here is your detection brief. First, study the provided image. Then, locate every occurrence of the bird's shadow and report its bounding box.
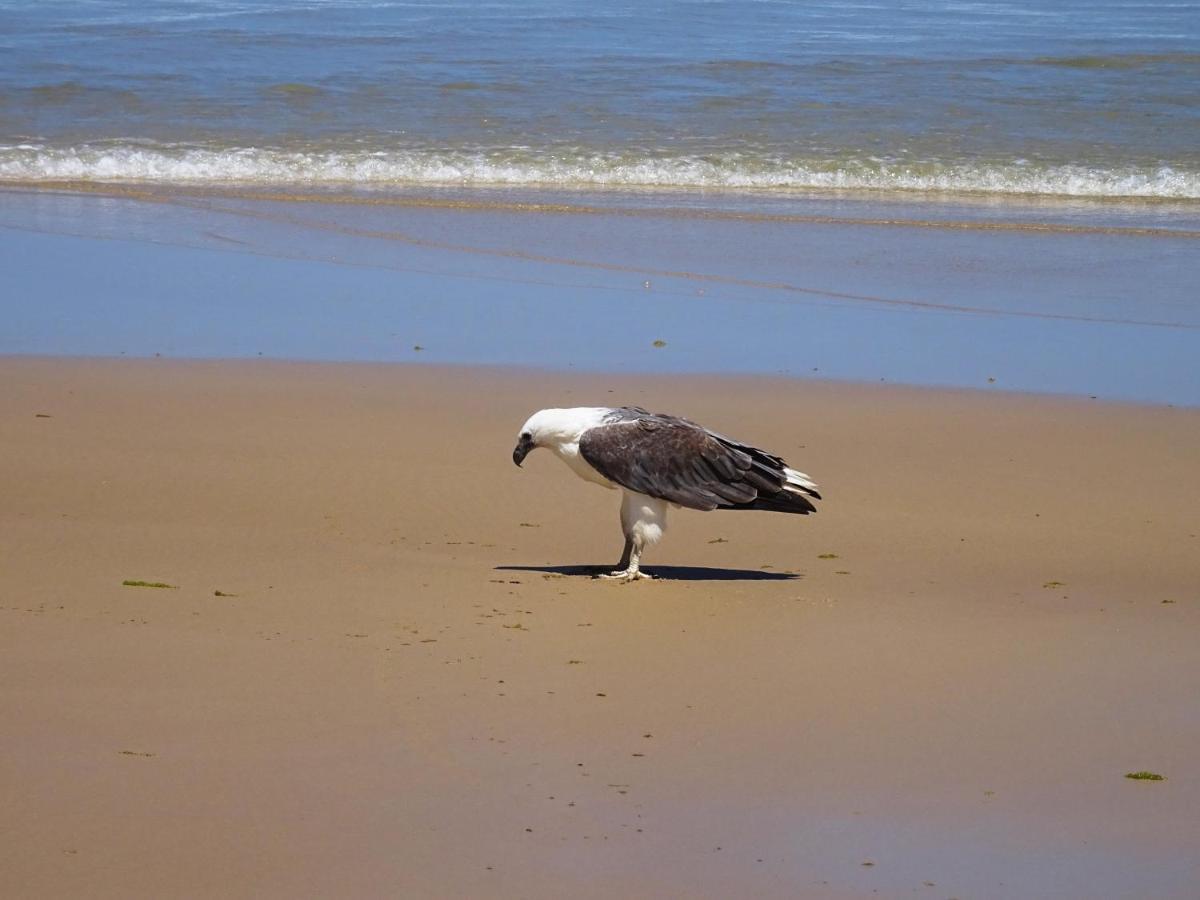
[496,564,799,582]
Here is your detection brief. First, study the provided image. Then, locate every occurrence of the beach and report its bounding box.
[4,2,1200,895]
[2,356,1198,898]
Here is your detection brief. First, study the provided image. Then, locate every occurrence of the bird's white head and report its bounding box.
[513,407,610,466]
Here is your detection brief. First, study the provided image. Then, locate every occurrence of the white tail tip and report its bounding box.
[784,467,819,492]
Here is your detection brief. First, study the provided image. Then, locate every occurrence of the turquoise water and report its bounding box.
[2,0,1199,198]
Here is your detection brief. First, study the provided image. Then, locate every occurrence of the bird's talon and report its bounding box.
[597,569,653,582]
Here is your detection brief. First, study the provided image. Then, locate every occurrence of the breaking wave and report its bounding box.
[2,142,1198,200]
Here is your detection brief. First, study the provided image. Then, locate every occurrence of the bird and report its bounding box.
[512,406,820,581]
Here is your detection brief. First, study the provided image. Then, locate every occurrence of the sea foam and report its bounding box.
[2,143,1197,200]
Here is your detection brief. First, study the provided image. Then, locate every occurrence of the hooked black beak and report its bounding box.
[513,434,534,467]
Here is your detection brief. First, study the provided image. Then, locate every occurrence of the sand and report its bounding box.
[2,356,1198,898]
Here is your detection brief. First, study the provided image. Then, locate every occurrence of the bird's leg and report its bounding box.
[615,537,632,571]
[599,535,653,581]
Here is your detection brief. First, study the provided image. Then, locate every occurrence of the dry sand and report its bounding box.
[2,357,1197,898]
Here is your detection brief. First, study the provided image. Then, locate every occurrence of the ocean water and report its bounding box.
[1,0,1199,200]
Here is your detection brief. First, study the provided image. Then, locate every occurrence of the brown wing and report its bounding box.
[579,415,815,514]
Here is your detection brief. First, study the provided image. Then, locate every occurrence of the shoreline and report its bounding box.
[5,351,1196,411]
[3,356,1198,898]
[6,180,1200,234]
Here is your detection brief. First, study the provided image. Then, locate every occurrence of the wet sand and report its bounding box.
[2,356,1198,898]
[3,184,1199,405]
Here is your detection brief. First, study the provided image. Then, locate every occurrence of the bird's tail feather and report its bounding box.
[782,468,820,496]
[783,467,821,498]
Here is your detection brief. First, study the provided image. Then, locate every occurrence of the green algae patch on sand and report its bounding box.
[1125,771,1166,781]
[652,339,667,348]
[122,579,177,589]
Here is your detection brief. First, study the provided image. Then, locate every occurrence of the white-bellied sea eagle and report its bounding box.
[512,407,821,581]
